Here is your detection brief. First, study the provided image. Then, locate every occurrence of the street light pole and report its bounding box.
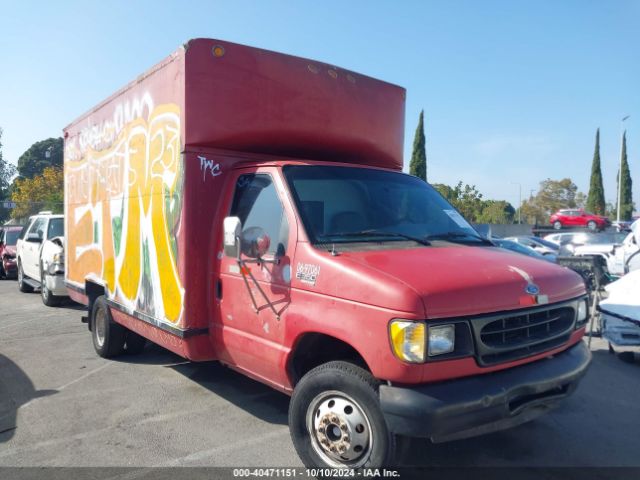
[617,115,630,223]
[511,181,522,224]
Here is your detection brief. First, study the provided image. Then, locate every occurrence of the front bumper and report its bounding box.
[45,273,68,296]
[601,312,640,353]
[379,341,591,443]
[2,258,17,277]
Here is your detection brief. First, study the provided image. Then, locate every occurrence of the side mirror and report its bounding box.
[27,232,42,243]
[223,217,242,258]
[241,226,271,259]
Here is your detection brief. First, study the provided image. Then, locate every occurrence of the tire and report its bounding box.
[91,296,125,358]
[0,260,5,279]
[617,352,636,364]
[587,221,597,231]
[17,260,33,293]
[553,221,562,230]
[289,361,398,469]
[40,266,61,307]
[125,330,147,355]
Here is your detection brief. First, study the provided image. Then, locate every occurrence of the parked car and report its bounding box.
[492,238,557,263]
[0,225,25,279]
[15,212,68,306]
[504,235,559,256]
[549,209,609,231]
[612,220,633,232]
[600,269,640,362]
[573,222,640,276]
[544,232,593,249]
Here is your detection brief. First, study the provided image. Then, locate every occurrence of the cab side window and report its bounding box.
[230,174,289,256]
[27,218,45,241]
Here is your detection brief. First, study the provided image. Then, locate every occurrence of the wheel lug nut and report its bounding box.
[340,424,348,431]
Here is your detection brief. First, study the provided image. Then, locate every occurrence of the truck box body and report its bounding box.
[64,39,404,360]
[64,39,591,467]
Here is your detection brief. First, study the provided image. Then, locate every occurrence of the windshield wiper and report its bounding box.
[425,231,494,245]
[325,229,431,246]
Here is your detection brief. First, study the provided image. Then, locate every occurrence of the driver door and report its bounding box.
[215,167,296,388]
[22,218,45,279]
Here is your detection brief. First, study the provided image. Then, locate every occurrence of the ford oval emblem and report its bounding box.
[525,283,540,295]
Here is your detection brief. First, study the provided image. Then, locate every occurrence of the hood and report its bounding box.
[336,245,585,318]
[3,245,16,256]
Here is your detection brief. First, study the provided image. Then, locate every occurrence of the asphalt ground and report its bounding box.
[1,278,639,471]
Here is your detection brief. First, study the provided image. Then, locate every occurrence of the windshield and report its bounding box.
[283,165,481,245]
[5,230,22,245]
[48,218,64,239]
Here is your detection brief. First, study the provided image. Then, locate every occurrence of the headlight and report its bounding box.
[53,252,64,263]
[428,324,455,356]
[577,299,589,325]
[389,320,426,363]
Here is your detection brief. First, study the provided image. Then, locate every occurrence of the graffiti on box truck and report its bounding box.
[65,99,184,326]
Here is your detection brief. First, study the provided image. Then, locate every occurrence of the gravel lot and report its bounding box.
[1,278,639,469]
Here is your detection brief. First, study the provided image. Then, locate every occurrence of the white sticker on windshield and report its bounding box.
[444,209,469,228]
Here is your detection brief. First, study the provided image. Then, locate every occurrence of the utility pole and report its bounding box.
[511,182,522,224]
[617,115,630,222]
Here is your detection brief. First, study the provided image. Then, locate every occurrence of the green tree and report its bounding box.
[477,200,516,224]
[11,167,64,219]
[520,178,581,224]
[434,182,484,222]
[616,131,634,220]
[586,128,605,215]
[17,137,63,179]
[0,128,18,222]
[409,110,427,181]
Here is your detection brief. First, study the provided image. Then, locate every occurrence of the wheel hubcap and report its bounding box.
[95,309,107,347]
[307,391,372,467]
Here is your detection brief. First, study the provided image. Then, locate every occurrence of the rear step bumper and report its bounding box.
[379,341,591,442]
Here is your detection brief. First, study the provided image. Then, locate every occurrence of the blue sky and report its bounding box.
[1,0,638,210]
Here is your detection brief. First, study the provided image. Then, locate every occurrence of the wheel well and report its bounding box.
[85,281,106,329]
[287,333,370,386]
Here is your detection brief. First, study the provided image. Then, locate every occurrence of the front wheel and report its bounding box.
[289,361,398,469]
[17,261,33,293]
[41,266,61,307]
[587,220,597,231]
[553,221,562,230]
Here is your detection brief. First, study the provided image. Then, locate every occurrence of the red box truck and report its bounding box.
[64,38,591,469]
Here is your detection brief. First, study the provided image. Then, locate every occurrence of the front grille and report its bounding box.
[472,305,576,366]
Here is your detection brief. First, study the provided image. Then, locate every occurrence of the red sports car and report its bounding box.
[549,209,610,231]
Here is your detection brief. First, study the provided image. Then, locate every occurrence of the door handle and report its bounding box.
[215,279,223,300]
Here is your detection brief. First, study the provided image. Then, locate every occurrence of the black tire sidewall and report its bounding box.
[40,266,59,306]
[18,261,33,292]
[91,296,124,358]
[289,362,393,469]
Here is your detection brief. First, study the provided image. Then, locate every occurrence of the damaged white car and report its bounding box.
[40,236,67,306]
[574,220,640,277]
[599,269,640,363]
